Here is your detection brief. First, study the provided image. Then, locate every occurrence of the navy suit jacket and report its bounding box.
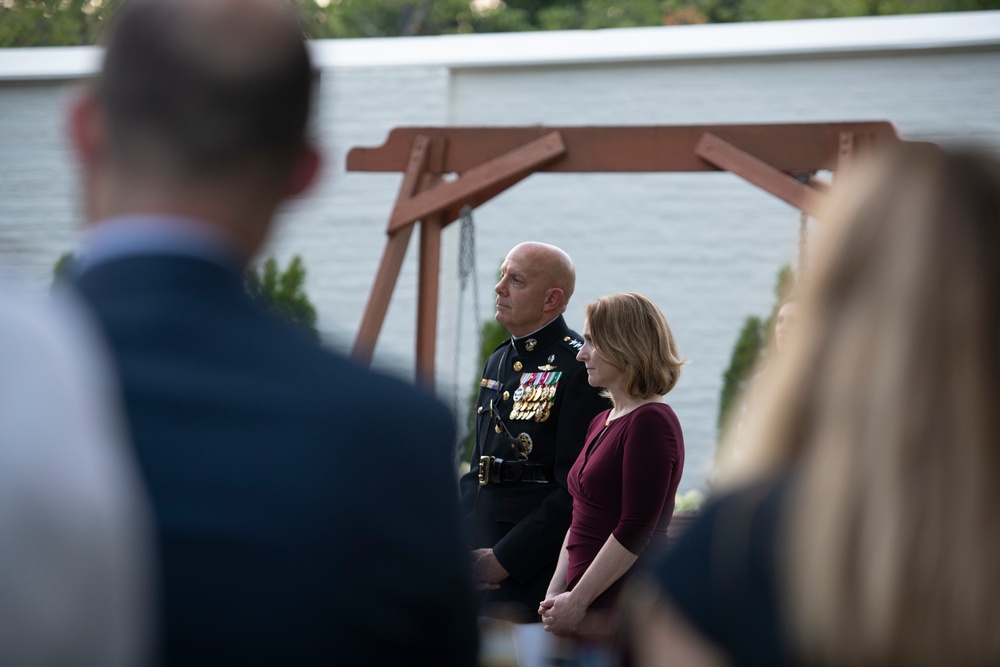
[74,254,477,666]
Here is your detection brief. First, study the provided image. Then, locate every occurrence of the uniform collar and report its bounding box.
[511,315,569,355]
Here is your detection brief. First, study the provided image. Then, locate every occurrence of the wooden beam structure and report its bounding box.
[347,122,905,386]
[388,132,566,233]
[694,132,826,217]
[347,123,899,174]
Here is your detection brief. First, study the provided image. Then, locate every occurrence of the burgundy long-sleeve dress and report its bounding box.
[565,402,684,609]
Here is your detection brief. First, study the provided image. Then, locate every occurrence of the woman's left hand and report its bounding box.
[539,591,587,636]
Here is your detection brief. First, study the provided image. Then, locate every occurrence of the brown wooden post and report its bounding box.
[416,209,443,388]
[352,136,432,364]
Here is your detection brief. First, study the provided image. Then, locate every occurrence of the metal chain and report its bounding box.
[453,205,482,422]
[796,173,813,283]
[798,209,809,282]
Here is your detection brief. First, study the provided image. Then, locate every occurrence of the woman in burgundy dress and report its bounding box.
[538,292,686,637]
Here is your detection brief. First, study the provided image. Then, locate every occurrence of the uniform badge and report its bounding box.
[514,433,533,459]
[538,364,556,371]
[525,338,537,351]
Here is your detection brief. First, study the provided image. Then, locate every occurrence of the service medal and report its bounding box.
[515,432,533,459]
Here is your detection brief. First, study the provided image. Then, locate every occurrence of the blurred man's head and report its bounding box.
[100,0,312,181]
[70,0,320,260]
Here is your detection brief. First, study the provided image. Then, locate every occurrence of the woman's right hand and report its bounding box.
[538,595,555,619]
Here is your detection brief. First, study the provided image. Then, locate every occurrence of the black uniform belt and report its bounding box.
[478,457,555,486]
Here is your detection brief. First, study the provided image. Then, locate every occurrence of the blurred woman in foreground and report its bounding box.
[630,144,1000,667]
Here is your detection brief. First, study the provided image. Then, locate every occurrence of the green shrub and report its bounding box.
[52,251,75,285]
[53,252,319,339]
[717,264,795,432]
[717,314,764,430]
[460,318,509,465]
[246,255,318,339]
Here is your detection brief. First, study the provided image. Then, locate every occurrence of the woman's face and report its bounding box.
[774,301,797,352]
[577,319,623,391]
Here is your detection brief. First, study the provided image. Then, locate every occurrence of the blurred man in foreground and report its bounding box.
[69,0,477,663]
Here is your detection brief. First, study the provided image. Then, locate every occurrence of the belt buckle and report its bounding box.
[478,456,495,486]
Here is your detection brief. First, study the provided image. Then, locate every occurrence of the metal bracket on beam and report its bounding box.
[695,132,826,218]
[838,131,856,174]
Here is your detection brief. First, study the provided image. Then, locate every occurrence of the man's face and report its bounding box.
[494,247,549,338]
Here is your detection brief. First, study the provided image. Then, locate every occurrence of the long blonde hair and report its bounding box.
[721,144,1000,665]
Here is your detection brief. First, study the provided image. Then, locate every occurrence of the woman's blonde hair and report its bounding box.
[721,144,1000,665]
[584,292,686,400]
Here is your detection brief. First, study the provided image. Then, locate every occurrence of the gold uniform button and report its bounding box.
[503,391,510,401]
[477,406,483,414]
[513,361,523,371]
[495,425,502,434]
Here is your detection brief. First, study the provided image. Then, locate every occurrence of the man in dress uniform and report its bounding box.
[460,242,610,625]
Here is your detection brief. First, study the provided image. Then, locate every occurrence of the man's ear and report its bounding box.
[68,88,105,167]
[284,143,322,198]
[542,287,565,313]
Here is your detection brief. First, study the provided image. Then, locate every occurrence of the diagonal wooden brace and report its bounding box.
[695,133,827,218]
[352,136,433,364]
[387,131,567,234]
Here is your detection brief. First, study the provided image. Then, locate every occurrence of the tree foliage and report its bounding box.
[246,255,319,339]
[0,0,123,47]
[4,0,998,46]
[293,0,533,38]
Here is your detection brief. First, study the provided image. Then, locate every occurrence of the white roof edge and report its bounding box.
[313,11,1000,69]
[0,46,102,81]
[1,11,998,80]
